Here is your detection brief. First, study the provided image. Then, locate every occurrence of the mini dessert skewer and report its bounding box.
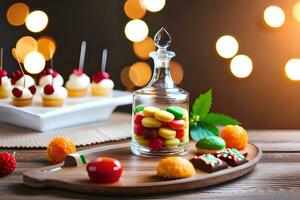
[0,48,12,98]
[65,41,90,97]
[91,49,114,96]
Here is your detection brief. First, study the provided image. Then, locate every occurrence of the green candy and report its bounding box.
[196,136,225,150]
[166,106,186,119]
[134,105,144,113]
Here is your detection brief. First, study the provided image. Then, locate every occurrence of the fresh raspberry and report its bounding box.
[12,87,22,98]
[44,84,54,95]
[47,137,76,164]
[176,129,185,139]
[148,138,163,151]
[92,71,109,83]
[73,67,83,76]
[0,152,16,176]
[11,70,24,84]
[40,68,59,78]
[29,85,36,95]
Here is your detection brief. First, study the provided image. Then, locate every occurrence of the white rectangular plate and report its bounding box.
[0,90,132,132]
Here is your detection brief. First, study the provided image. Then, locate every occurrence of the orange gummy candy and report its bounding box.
[47,137,76,164]
[220,125,248,150]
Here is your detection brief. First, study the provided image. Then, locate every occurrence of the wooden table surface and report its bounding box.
[2,129,300,199]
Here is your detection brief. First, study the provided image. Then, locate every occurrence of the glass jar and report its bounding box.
[131,28,189,157]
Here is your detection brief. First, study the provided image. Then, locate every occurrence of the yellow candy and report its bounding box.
[143,106,160,117]
[154,110,175,122]
[164,138,180,147]
[142,117,162,128]
[158,127,176,139]
[133,135,149,146]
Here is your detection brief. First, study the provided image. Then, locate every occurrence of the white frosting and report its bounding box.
[12,86,33,99]
[92,79,114,90]
[39,74,64,87]
[15,75,35,87]
[0,76,12,90]
[65,73,90,89]
[42,86,68,99]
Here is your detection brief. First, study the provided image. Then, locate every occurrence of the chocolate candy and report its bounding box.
[190,154,228,173]
[134,105,144,113]
[168,119,185,130]
[158,127,176,139]
[143,106,160,117]
[154,110,175,122]
[142,117,162,128]
[214,148,248,166]
[166,106,185,119]
[143,128,158,139]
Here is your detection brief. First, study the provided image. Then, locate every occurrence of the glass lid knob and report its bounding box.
[154,27,171,49]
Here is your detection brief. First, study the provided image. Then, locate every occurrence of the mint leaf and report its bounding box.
[199,122,219,135]
[192,89,212,119]
[190,124,216,142]
[202,113,240,126]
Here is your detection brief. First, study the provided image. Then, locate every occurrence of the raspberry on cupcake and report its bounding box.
[11,70,36,95]
[11,86,33,107]
[39,67,64,87]
[0,69,11,99]
[42,84,67,107]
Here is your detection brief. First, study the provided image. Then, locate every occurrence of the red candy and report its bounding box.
[168,119,185,130]
[176,129,185,139]
[134,114,144,125]
[44,84,55,95]
[148,138,163,151]
[143,128,157,139]
[73,67,83,76]
[92,71,110,83]
[40,67,59,78]
[86,157,123,183]
[12,87,22,98]
[29,85,36,95]
[134,124,145,136]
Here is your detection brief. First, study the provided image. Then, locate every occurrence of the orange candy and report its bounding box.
[47,137,76,164]
[220,125,248,150]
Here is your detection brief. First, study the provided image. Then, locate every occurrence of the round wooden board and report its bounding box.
[23,142,262,195]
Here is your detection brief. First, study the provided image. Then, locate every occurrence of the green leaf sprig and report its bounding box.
[189,89,240,142]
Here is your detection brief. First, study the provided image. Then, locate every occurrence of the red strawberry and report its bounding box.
[12,87,22,98]
[92,71,109,83]
[11,70,24,84]
[73,67,83,76]
[44,84,55,95]
[29,85,36,95]
[0,152,16,176]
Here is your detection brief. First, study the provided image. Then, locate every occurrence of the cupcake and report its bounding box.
[0,69,11,98]
[91,71,114,96]
[11,86,33,107]
[11,70,36,95]
[156,157,195,179]
[39,68,64,87]
[42,84,67,107]
[65,68,90,97]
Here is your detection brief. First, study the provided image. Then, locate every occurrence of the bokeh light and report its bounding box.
[293,2,300,22]
[141,0,166,12]
[16,36,37,63]
[129,61,152,86]
[133,37,156,59]
[230,55,253,78]
[170,61,184,84]
[37,36,57,61]
[125,19,149,42]
[216,35,239,59]
[25,10,48,33]
[24,51,46,74]
[121,66,136,89]
[124,0,146,19]
[285,59,300,81]
[7,3,29,26]
[263,6,285,28]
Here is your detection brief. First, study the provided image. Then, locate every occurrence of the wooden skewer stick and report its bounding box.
[13,49,26,87]
[79,41,87,69]
[101,49,108,72]
[0,48,3,70]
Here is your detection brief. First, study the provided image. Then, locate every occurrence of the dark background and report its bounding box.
[1,0,300,129]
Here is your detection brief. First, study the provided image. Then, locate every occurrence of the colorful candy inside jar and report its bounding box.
[133,105,189,153]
